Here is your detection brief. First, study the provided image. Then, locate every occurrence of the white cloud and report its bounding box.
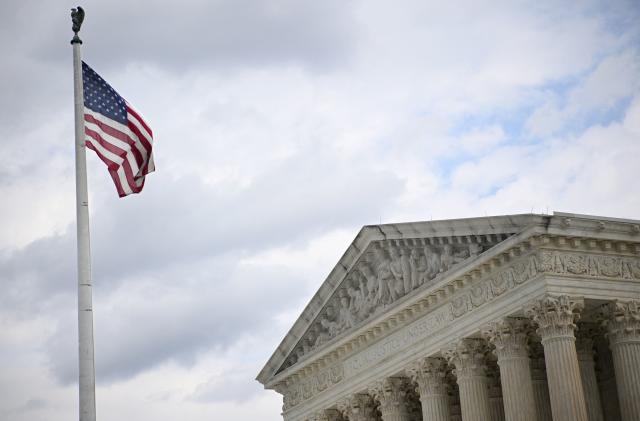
[526,51,640,136]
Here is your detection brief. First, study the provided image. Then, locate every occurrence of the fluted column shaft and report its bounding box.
[369,378,411,421]
[530,341,553,421]
[602,300,640,421]
[408,357,450,421]
[576,325,604,421]
[449,381,462,421]
[488,367,506,421]
[526,295,588,421]
[444,338,492,421]
[483,318,537,421]
[595,337,622,421]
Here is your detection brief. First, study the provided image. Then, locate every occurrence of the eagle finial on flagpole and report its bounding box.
[71,6,85,44]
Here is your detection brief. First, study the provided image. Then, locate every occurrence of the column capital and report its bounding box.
[337,393,376,421]
[482,317,532,359]
[368,377,409,416]
[443,338,488,379]
[600,300,640,346]
[406,357,448,397]
[525,294,584,341]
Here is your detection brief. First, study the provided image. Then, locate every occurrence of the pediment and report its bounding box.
[257,214,546,384]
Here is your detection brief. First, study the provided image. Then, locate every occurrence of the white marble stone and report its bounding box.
[407,357,450,421]
[576,323,605,421]
[526,294,589,421]
[444,338,492,421]
[483,317,537,421]
[369,378,411,421]
[529,341,553,421]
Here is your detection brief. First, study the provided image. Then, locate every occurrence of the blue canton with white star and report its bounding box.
[82,61,128,125]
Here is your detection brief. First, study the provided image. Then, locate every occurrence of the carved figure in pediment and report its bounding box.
[469,242,483,257]
[307,326,321,351]
[350,275,372,320]
[440,244,467,272]
[356,274,374,318]
[337,294,356,332]
[319,316,340,338]
[409,247,427,289]
[389,246,411,295]
[346,284,364,321]
[373,247,397,304]
[359,263,379,304]
[423,244,442,281]
[314,321,331,347]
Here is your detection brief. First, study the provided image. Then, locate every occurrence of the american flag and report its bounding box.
[82,61,154,197]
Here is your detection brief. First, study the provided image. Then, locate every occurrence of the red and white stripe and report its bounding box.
[84,103,154,197]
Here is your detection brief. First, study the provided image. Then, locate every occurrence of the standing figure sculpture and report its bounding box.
[359,263,379,307]
[409,247,427,290]
[423,244,442,282]
[374,247,397,304]
[440,244,467,272]
[389,246,411,296]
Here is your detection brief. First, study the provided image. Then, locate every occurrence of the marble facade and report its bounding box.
[257,213,640,421]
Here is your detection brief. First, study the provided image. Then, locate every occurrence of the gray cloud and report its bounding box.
[0,0,356,156]
[2,154,403,383]
[191,366,266,403]
[45,260,303,384]
[13,0,357,72]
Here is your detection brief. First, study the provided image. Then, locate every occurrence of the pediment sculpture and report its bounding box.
[279,235,509,372]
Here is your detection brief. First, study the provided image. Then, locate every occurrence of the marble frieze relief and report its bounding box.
[278,363,344,411]
[538,249,640,279]
[278,234,511,372]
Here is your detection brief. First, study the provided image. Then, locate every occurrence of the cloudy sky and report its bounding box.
[1,0,639,420]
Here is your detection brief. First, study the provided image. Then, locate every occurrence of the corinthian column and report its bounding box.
[525,294,588,421]
[529,340,553,421]
[337,393,377,421]
[601,300,640,421]
[407,357,450,421]
[594,336,622,421]
[486,359,506,421]
[576,323,605,421]
[448,377,462,421]
[444,338,492,421]
[369,378,411,421]
[483,317,536,421]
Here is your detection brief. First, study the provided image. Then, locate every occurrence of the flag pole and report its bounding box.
[71,7,97,421]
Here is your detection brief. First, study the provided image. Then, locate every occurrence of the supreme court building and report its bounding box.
[257,213,640,421]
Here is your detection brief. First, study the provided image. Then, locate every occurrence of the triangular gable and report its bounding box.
[257,214,543,385]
